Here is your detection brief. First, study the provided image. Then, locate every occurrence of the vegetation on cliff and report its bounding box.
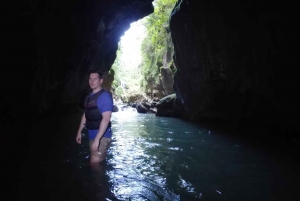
[140,0,177,93]
[111,0,177,100]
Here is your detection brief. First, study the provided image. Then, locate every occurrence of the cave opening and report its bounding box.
[110,20,145,103]
[2,0,300,199]
[110,0,177,104]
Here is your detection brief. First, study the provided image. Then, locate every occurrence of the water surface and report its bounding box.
[15,107,299,201]
[74,109,291,200]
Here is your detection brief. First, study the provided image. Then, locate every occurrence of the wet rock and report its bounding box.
[141,102,151,110]
[146,81,165,99]
[152,97,160,102]
[136,104,148,113]
[156,94,178,117]
[120,105,131,111]
[149,108,157,114]
[112,105,119,112]
[151,98,160,107]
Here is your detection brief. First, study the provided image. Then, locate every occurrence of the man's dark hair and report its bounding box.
[89,69,103,79]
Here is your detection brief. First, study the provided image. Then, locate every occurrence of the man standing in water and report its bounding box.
[76,70,113,165]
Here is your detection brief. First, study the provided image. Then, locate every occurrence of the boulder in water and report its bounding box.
[149,108,157,114]
[136,104,148,113]
[142,102,151,110]
[156,94,183,118]
[112,105,119,112]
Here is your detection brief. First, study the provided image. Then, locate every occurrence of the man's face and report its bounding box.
[89,73,103,90]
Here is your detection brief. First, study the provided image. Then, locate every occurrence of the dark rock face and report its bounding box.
[64,0,153,105]
[146,79,165,98]
[161,50,174,95]
[170,0,300,135]
[3,0,154,124]
[4,0,300,144]
[136,103,148,113]
[160,68,174,95]
[135,101,157,114]
[156,94,182,118]
[149,107,157,114]
[146,49,174,98]
[142,102,151,110]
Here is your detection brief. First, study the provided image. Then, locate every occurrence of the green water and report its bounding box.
[74,109,290,200]
[14,107,298,201]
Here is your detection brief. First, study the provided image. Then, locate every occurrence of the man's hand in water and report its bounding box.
[91,140,100,152]
[76,132,81,144]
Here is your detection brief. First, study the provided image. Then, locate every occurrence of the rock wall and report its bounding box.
[160,48,175,95]
[3,0,300,142]
[1,0,154,139]
[170,0,300,137]
[3,0,153,115]
[64,0,154,104]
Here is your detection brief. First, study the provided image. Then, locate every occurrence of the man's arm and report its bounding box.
[90,111,111,151]
[76,113,86,144]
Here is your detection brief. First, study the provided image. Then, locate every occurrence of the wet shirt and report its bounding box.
[87,90,113,140]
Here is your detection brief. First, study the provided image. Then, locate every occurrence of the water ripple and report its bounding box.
[74,110,282,200]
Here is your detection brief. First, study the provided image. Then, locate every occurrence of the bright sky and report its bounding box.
[119,20,146,70]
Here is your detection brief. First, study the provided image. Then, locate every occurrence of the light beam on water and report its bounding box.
[90,108,279,200]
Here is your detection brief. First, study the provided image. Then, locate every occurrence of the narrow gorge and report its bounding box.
[2,0,300,200]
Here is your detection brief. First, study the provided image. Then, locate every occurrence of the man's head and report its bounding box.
[89,70,103,91]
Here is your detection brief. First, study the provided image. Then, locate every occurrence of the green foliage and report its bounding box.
[140,0,177,92]
[111,45,143,98]
[111,0,177,98]
[112,79,118,89]
[115,85,125,96]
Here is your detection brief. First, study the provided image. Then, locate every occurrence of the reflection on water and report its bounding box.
[108,110,179,201]
[73,108,283,200]
[14,105,298,201]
